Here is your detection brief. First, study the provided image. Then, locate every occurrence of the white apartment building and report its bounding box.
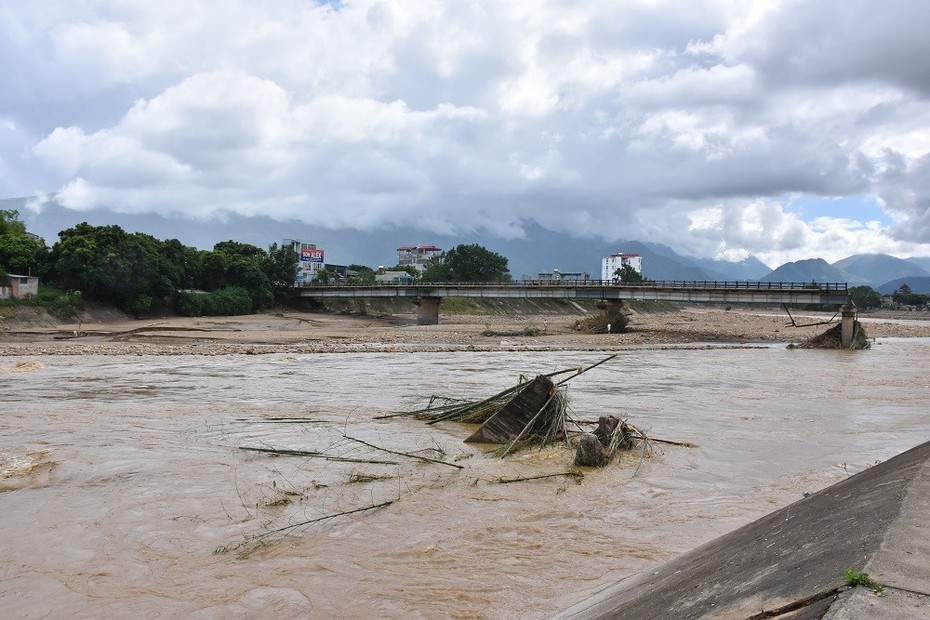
[601,253,643,281]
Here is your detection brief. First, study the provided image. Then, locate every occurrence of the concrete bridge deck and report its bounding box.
[297,280,850,324]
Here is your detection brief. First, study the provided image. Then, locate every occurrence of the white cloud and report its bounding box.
[1,0,930,262]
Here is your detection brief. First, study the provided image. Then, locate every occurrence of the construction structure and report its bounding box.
[396,245,442,272]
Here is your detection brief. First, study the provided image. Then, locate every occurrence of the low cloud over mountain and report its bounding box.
[3,1,930,266]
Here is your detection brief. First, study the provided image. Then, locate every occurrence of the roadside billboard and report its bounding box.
[301,249,324,263]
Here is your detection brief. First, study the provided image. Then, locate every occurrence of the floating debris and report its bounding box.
[575,416,651,467]
[796,321,870,350]
[465,375,565,446]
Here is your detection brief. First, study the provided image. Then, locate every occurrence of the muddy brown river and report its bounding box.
[3,341,930,618]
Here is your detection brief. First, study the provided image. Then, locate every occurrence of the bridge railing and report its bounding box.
[294,280,848,292]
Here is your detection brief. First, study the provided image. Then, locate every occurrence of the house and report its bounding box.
[0,274,39,299]
[396,245,442,272]
[602,253,643,281]
[285,239,324,285]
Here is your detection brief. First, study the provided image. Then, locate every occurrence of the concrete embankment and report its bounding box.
[558,440,930,619]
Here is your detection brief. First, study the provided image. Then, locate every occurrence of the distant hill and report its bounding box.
[905,257,930,273]
[876,276,930,295]
[761,258,859,284]
[689,256,772,281]
[4,195,772,282]
[832,254,928,287]
[609,241,714,281]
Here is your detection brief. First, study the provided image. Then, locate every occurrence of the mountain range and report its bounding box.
[4,195,930,291]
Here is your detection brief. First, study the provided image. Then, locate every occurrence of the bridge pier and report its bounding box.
[414,296,441,325]
[841,298,857,348]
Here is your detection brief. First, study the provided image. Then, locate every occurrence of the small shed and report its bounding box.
[0,274,39,300]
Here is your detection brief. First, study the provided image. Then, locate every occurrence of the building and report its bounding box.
[285,239,324,285]
[323,264,349,280]
[396,245,442,272]
[528,269,590,283]
[602,253,643,281]
[375,268,415,284]
[0,274,39,299]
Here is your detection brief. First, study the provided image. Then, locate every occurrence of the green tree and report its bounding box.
[314,267,330,283]
[203,286,253,316]
[197,240,276,309]
[263,243,299,290]
[0,233,42,275]
[0,209,27,237]
[849,285,881,310]
[0,210,46,277]
[46,223,197,313]
[613,264,646,283]
[228,258,273,307]
[347,264,376,283]
[212,240,267,262]
[49,223,158,309]
[893,283,928,307]
[421,244,510,282]
[199,249,231,291]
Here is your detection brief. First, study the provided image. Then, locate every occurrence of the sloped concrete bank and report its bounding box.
[558,440,930,619]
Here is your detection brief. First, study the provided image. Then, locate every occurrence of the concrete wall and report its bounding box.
[1,275,38,299]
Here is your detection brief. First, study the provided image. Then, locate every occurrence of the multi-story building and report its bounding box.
[285,239,324,285]
[530,269,590,283]
[396,245,442,272]
[601,253,643,281]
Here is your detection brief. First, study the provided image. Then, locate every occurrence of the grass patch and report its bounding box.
[0,286,83,319]
[843,569,885,595]
[439,296,485,314]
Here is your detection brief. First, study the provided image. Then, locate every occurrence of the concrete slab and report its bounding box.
[557,440,930,619]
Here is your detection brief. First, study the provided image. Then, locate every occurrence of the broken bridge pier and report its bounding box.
[841,299,858,348]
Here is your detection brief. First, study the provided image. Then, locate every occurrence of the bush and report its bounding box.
[125,293,153,316]
[583,307,630,333]
[203,286,253,316]
[0,285,83,319]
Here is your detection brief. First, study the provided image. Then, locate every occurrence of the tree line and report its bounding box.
[1,210,513,316]
[1,210,299,316]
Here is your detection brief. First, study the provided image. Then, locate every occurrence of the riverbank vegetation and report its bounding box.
[3,209,519,319]
[2,209,301,317]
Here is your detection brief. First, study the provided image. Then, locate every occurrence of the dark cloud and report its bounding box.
[3,0,930,264]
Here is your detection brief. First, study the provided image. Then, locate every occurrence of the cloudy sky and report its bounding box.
[3,0,930,266]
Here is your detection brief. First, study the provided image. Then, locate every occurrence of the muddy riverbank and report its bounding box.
[2,305,930,356]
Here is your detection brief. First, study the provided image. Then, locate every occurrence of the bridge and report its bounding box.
[296,279,852,331]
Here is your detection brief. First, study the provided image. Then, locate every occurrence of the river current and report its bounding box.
[2,341,930,618]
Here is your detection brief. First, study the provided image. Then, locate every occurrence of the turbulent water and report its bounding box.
[2,341,930,618]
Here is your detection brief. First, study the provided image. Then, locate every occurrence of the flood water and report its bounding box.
[2,341,930,618]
